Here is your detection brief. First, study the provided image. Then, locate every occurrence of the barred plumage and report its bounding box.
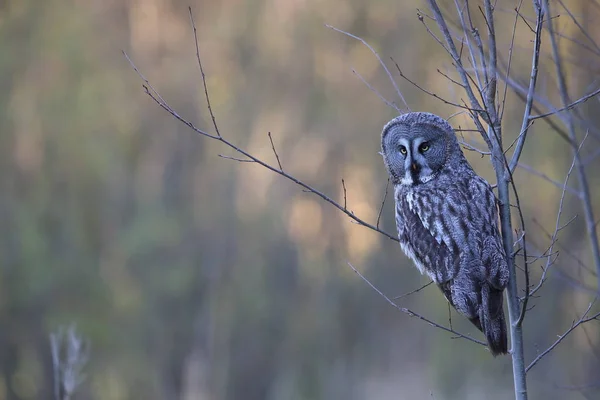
[381,112,509,356]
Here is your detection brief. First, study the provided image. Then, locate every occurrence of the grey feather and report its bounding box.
[381,112,509,356]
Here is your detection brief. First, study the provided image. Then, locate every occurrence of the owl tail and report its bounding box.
[479,284,508,357]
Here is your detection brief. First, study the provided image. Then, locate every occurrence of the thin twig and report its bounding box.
[342,179,348,210]
[499,73,575,146]
[483,0,498,121]
[437,68,466,89]
[514,6,534,32]
[543,0,600,293]
[529,132,588,298]
[267,132,283,171]
[218,155,255,163]
[392,59,484,113]
[376,179,390,229]
[553,31,600,58]
[554,270,598,295]
[508,1,544,172]
[326,25,410,112]
[507,69,600,140]
[500,1,525,120]
[123,50,400,243]
[460,140,492,156]
[554,381,600,392]
[526,300,600,372]
[417,10,454,56]
[453,0,484,89]
[393,280,434,300]
[516,162,580,197]
[351,69,398,111]
[425,0,488,124]
[347,262,486,347]
[529,87,600,121]
[557,0,600,55]
[189,7,221,138]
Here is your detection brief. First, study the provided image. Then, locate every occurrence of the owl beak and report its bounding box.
[411,162,419,173]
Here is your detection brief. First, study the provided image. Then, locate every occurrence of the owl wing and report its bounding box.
[403,175,507,289]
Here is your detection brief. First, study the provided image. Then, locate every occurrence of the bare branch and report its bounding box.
[392,59,484,113]
[553,31,600,59]
[529,87,600,121]
[516,162,580,197]
[529,131,588,298]
[483,0,498,119]
[267,132,283,171]
[189,7,221,138]
[557,0,600,55]
[525,78,600,139]
[436,68,466,89]
[124,54,400,243]
[218,155,255,163]
[554,270,599,295]
[326,25,410,112]
[500,1,525,120]
[351,69,399,112]
[425,0,488,123]
[459,140,492,156]
[347,262,487,347]
[554,380,600,392]
[122,52,221,140]
[526,300,600,372]
[543,0,600,292]
[376,179,390,230]
[416,10,453,55]
[453,0,484,89]
[393,280,434,300]
[514,6,535,32]
[342,179,348,210]
[508,2,544,172]
[499,73,577,146]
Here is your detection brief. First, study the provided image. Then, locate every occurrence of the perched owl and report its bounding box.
[381,112,509,356]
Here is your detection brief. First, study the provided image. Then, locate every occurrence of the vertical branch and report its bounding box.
[466,1,489,89]
[491,131,528,400]
[430,1,531,398]
[509,1,544,172]
[426,0,488,124]
[453,0,484,89]
[542,0,600,292]
[480,1,527,397]
[484,2,540,397]
[500,0,525,120]
[483,0,498,119]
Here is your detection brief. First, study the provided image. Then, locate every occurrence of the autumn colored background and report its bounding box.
[1,0,599,399]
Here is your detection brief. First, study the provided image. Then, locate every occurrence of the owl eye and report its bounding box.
[419,142,430,153]
[399,146,407,156]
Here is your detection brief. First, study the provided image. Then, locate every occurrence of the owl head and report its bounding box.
[381,112,463,186]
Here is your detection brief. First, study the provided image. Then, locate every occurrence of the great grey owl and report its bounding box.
[381,112,509,356]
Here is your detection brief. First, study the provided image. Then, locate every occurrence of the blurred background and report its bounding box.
[1,0,599,399]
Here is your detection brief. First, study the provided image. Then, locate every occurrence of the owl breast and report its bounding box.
[393,183,463,285]
[394,186,442,281]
